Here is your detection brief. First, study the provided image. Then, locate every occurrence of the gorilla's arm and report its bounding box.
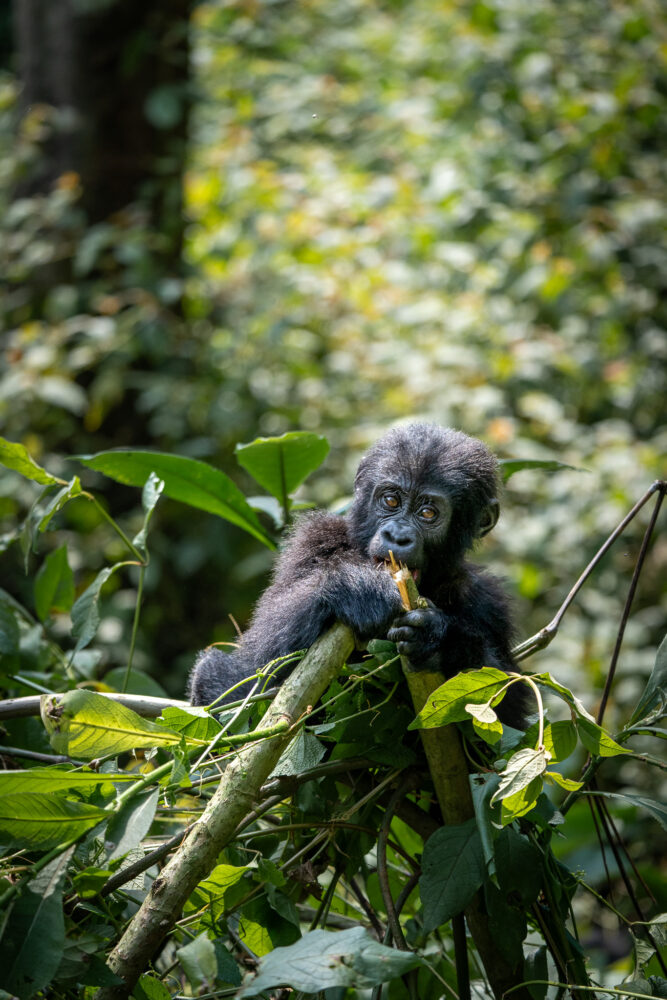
[189,513,403,706]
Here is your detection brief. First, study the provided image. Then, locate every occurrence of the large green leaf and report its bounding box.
[40,689,184,758]
[239,927,422,997]
[420,819,486,930]
[0,436,62,486]
[409,667,510,729]
[0,794,107,850]
[75,449,274,547]
[499,458,583,481]
[235,432,329,510]
[0,768,138,794]
[3,848,74,997]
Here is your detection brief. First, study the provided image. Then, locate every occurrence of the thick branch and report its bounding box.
[95,622,355,1000]
[391,557,530,1000]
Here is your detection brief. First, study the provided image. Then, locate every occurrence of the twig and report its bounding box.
[512,480,665,662]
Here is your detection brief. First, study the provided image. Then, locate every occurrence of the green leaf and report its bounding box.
[491,748,549,806]
[590,791,667,831]
[159,705,222,742]
[37,477,83,532]
[105,788,160,861]
[0,596,20,654]
[235,432,329,509]
[420,819,486,931]
[76,449,274,548]
[0,436,62,486]
[132,975,173,1000]
[629,634,667,726]
[177,933,217,992]
[499,458,583,481]
[132,472,165,556]
[270,728,326,776]
[543,720,578,762]
[494,826,542,906]
[409,667,510,729]
[544,771,583,792]
[500,778,544,826]
[71,565,119,652]
[34,545,75,621]
[576,718,630,758]
[239,927,422,997]
[4,848,74,997]
[0,794,106,850]
[533,672,596,721]
[40,689,184,759]
[525,946,549,1000]
[466,701,504,744]
[0,768,138,794]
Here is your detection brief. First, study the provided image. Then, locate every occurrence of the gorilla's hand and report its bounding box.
[387,599,448,670]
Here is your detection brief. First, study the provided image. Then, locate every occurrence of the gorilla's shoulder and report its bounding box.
[276,511,354,577]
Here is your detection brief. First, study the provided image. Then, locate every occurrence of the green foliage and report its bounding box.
[0,0,665,992]
[0,438,664,998]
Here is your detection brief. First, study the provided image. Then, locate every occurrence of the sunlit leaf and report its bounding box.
[75,449,273,547]
[235,432,329,510]
[0,794,107,850]
[491,748,549,805]
[0,436,62,486]
[409,667,510,729]
[40,689,185,758]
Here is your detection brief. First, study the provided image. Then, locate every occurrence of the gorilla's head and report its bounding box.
[347,424,500,587]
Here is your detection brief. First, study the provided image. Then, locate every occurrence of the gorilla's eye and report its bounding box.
[382,493,400,510]
[420,505,437,521]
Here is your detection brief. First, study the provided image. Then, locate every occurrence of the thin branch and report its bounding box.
[597,484,665,725]
[512,480,665,662]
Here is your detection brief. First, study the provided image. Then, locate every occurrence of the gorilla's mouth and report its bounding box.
[373,556,421,584]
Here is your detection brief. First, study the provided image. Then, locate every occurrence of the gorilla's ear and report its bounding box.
[478,498,499,537]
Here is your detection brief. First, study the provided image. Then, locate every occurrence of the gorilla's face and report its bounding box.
[366,481,452,581]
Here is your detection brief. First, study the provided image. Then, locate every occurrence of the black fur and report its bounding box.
[189,424,530,726]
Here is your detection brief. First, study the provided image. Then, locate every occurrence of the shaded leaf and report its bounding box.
[71,565,119,652]
[4,848,74,997]
[105,788,160,862]
[177,933,217,992]
[76,449,273,547]
[37,477,83,532]
[420,818,486,930]
[629,634,667,726]
[34,545,75,621]
[495,826,541,906]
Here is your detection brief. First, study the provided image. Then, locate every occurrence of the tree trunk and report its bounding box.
[13,0,191,269]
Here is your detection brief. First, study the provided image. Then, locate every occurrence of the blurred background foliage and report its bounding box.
[0,0,664,744]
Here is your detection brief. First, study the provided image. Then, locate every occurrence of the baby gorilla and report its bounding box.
[189,423,529,726]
